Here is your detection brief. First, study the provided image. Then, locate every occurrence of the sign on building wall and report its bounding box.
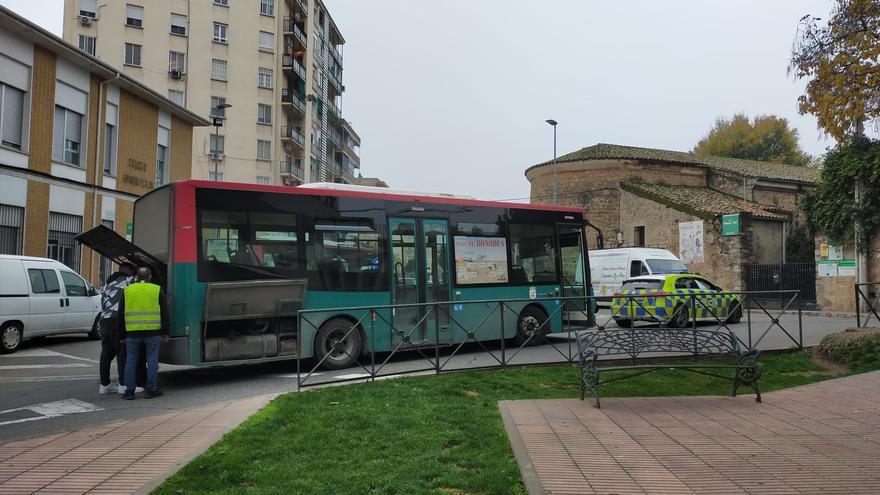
[678,220,704,264]
[828,245,843,261]
[817,260,838,277]
[454,237,509,284]
[721,214,740,236]
[837,259,856,277]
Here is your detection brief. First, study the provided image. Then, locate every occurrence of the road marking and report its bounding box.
[0,375,94,383]
[46,350,100,363]
[0,348,60,358]
[0,348,99,363]
[0,363,91,370]
[0,399,102,427]
[267,373,322,379]
[334,373,371,380]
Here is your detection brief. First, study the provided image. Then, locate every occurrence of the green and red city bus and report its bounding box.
[78,180,593,369]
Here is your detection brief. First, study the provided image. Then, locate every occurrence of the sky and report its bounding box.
[1,0,836,201]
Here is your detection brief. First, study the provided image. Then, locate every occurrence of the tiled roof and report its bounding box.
[528,143,817,184]
[620,177,790,221]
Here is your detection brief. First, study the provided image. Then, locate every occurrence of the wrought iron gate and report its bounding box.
[744,263,816,309]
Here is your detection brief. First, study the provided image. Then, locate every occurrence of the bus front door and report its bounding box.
[558,225,590,323]
[389,218,451,346]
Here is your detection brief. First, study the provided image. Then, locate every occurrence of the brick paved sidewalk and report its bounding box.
[0,394,274,495]
[501,371,880,495]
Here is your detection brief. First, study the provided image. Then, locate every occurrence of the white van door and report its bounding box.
[628,259,650,278]
[60,271,97,332]
[23,264,65,336]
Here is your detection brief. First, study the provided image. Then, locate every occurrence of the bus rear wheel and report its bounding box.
[315,318,363,370]
[514,306,548,347]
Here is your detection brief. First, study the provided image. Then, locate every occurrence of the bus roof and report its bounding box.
[167,180,585,214]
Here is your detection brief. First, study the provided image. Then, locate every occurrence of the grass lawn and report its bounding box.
[155,350,862,495]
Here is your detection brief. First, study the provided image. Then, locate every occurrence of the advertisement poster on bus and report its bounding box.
[454,236,509,284]
[678,220,704,264]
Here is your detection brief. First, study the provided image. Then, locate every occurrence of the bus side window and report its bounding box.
[509,224,557,284]
[311,220,383,291]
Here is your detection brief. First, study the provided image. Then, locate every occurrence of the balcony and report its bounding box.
[327,127,343,151]
[330,44,342,65]
[281,88,306,115]
[281,54,306,81]
[280,159,304,182]
[284,0,308,17]
[283,18,308,49]
[328,70,343,94]
[281,126,305,149]
[343,142,360,168]
[337,152,358,176]
[327,99,341,123]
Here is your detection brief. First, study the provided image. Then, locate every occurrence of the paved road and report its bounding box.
[0,311,856,443]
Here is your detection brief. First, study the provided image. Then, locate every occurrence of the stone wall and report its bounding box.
[816,276,856,311]
[618,190,751,290]
[707,169,754,200]
[528,159,706,242]
[870,232,880,282]
[812,234,880,311]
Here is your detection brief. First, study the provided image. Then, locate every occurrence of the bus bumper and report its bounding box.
[159,336,189,365]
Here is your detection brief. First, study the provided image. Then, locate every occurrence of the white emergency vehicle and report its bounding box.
[588,247,689,305]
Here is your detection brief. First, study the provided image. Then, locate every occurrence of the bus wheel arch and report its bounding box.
[513,304,549,347]
[314,316,365,370]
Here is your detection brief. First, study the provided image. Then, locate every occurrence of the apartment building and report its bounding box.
[63,0,363,185]
[0,6,208,285]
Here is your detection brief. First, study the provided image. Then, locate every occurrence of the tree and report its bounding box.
[693,113,812,166]
[790,0,880,141]
[801,137,880,252]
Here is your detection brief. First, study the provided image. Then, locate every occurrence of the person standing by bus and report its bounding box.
[119,267,168,399]
[98,263,145,395]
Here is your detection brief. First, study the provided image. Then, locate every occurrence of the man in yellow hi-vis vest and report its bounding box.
[118,267,169,399]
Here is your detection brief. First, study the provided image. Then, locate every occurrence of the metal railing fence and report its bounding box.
[855,283,880,327]
[295,290,803,389]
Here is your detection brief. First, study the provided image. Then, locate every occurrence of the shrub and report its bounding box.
[815,328,880,370]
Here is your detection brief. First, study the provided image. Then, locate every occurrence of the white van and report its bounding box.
[0,255,102,353]
[588,248,689,304]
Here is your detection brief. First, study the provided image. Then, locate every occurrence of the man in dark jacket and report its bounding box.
[98,263,145,394]
[119,266,169,399]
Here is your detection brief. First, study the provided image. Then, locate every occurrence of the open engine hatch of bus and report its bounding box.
[75,224,167,283]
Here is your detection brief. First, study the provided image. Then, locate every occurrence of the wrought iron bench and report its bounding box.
[576,328,761,408]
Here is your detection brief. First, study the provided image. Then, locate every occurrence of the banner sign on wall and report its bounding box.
[454,237,509,285]
[837,259,856,277]
[678,220,704,264]
[817,260,838,277]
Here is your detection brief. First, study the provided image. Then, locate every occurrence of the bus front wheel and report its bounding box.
[514,306,548,347]
[315,318,363,370]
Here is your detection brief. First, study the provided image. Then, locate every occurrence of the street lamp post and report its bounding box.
[212,103,232,181]
[546,119,558,205]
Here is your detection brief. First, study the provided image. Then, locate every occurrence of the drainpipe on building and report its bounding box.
[89,72,122,285]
